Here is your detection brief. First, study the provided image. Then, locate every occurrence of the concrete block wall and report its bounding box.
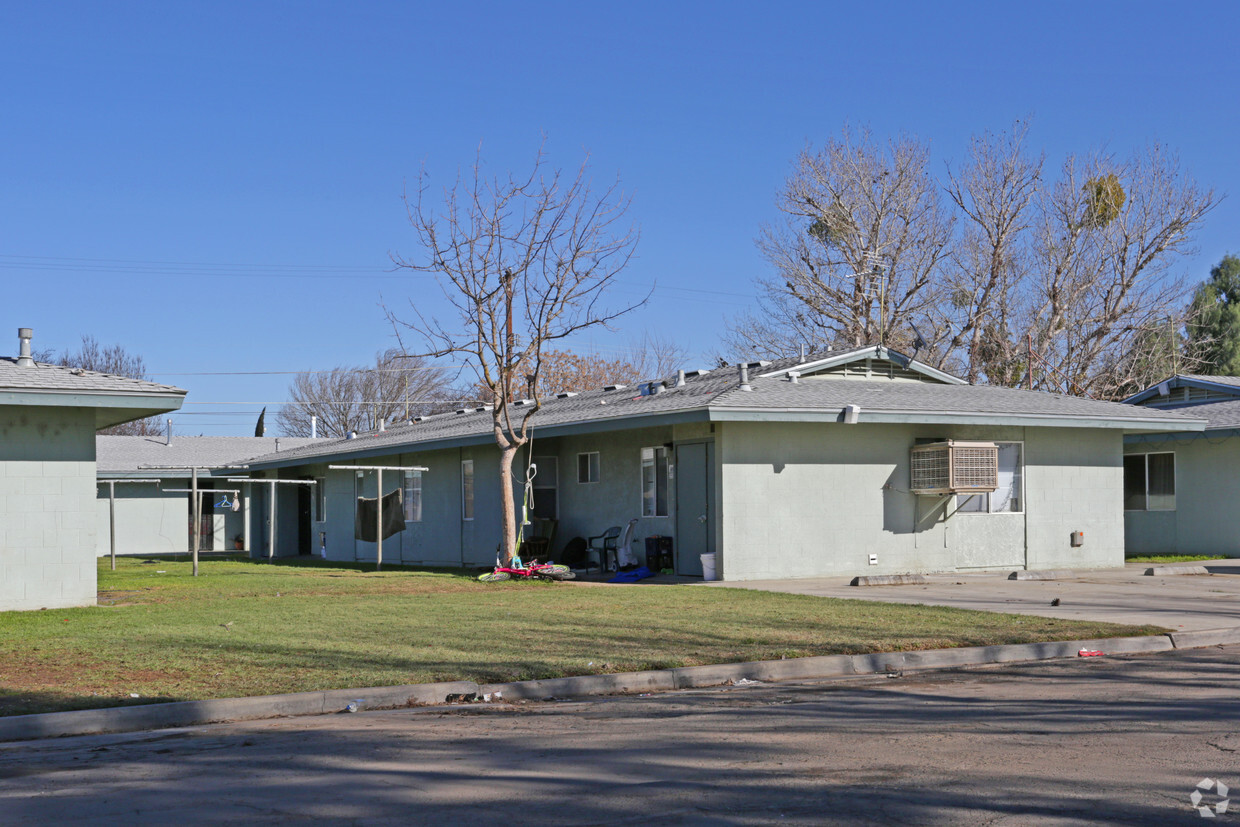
[0,407,99,611]
[1124,435,1240,558]
[1024,428,1123,570]
[717,421,1125,581]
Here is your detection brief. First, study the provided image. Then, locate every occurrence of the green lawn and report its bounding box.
[0,557,1167,716]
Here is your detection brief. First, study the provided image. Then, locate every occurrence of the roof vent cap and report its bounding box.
[16,328,33,367]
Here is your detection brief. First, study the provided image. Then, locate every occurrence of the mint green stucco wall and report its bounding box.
[0,406,99,610]
[267,420,1124,581]
[1123,436,1240,558]
[716,422,1122,581]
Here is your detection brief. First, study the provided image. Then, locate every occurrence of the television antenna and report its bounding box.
[841,253,888,343]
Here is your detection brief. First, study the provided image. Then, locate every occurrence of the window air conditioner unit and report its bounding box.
[910,440,999,495]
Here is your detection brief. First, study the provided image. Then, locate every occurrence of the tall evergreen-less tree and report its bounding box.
[1186,255,1240,375]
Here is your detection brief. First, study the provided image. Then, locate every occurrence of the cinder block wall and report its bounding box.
[0,406,98,611]
[717,421,1124,581]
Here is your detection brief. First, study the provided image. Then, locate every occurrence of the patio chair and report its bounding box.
[519,517,558,561]
[586,525,623,572]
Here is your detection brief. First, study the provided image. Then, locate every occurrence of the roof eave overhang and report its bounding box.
[0,389,186,429]
[243,408,716,470]
[1123,375,1240,405]
[707,407,1208,432]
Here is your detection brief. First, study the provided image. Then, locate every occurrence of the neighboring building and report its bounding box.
[1122,374,1240,557]
[96,435,319,557]
[0,328,185,611]
[239,346,1201,581]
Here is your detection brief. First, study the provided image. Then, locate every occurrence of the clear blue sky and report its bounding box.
[2,1,1237,434]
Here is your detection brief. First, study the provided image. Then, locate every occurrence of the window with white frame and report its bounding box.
[404,470,422,522]
[461,460,474,520]
[1124,452,1175,511]
[315,477,325,521]
[641,446,669,517]
[532,456,557,519]
[577,452,600,484]
[956,442,1022,514]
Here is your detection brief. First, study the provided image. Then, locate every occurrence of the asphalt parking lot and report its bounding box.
[3,644,1237,825]
[711,560,1240,632]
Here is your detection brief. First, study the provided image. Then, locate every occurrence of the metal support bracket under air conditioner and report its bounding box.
[916,494,955,528]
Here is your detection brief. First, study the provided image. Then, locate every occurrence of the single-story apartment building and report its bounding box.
[239,346,1203,581]
[0,328,185,610]
[1122,373,1240,557]
[96,435,319,557]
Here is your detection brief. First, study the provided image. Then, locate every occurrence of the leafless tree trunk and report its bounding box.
[389,143,641,563]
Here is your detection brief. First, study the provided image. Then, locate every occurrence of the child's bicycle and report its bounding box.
[478,556,576,582]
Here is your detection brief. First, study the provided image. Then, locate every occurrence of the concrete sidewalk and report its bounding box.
[710,559,1240,631]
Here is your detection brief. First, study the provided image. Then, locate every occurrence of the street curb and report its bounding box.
[1168,627,1240,649]
[1,630,1233,743]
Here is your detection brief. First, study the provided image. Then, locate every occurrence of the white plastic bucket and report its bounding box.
[700,552,718,581]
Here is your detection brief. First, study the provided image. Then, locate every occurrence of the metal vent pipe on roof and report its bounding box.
[676,370,686,387]
[739,363,752,392]
[787,371,800,384]
[16,328,33,367]
[166,419,172,446]
[311,415,318,439]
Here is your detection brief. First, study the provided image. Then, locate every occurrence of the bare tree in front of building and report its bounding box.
[389,143,641,564]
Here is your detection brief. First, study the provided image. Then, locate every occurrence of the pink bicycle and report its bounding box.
[478,557,575,582]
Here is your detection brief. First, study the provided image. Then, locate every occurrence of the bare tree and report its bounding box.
[939,121,1043,383]
[389,144,641,563]
[1027,145,1219,398]
[727,127,955,359]
[276,349,455,438]
[730,126,1219,399]
[54,335,162,435]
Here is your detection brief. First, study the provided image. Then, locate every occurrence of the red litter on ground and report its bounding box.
[1078,649,1105,657]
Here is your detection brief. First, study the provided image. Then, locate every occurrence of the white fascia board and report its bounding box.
[0,389,186,410]
[707,406,1208,432]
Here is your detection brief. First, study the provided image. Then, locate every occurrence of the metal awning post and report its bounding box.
[139,464,249,577]
[225,478,317,563]
[97,479,161,571]
[329,465,428,572]
[191,467,199,576]
[268,480,277,561]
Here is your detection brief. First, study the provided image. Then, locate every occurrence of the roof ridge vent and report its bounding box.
[556,391,578,398]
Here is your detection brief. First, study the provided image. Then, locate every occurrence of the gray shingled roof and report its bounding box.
[0,358,185,396]
[1175,374,1240,388]
[245,361,1204,469]
[98,436,321,476]
[1150,399,1240,431]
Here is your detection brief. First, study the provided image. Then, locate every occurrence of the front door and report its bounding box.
[674,441,714,576]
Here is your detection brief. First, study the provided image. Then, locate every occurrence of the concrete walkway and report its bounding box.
[709,559,1240,631]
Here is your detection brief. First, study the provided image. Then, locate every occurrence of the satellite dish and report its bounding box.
[910,322,929,357]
